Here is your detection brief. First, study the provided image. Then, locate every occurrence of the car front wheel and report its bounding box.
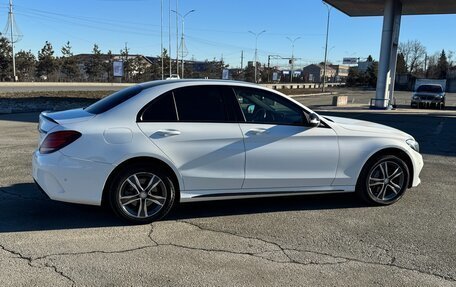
[109,164,176,224]
[357,155,410,205]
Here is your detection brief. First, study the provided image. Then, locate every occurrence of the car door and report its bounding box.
[137,85,245,192]
[233,87,339,189]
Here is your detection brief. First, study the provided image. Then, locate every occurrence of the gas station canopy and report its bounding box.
[324,0,456,16]
[324,0,456,109]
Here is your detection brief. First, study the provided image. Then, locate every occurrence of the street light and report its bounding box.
[248,30,266,83]
[171,9,195,78]
[322,1,332,92]
[286,36,301,83]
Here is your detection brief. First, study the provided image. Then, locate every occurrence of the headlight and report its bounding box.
[406,139,420,153]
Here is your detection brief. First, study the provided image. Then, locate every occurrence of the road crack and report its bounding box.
[2,221,454,284]
[0,243,76,286]
[176,220,456,282]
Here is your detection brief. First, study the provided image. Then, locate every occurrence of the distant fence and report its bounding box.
[263,83,345,90]
[0,82,346,93]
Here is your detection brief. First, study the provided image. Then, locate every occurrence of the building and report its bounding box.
[357,60,374,73]
[330,65,349,82]
[301,64,336,83]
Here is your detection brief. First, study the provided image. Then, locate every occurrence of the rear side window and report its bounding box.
[173,86,229,122]
[140,92,178,122]
[85,85,143,114]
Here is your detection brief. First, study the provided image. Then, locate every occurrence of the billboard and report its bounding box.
[113,61,124,77]
[222,69,229,80]
[343,57,358,65]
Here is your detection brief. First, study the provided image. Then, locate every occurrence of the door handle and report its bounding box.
[156,129,181,137]
[247,128,268,135]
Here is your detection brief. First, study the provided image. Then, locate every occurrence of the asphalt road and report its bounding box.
[292,89,456,110]
[0,108,455,286]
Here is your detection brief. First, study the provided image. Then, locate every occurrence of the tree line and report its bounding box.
[0,37,227,82]
[347,39,454,87]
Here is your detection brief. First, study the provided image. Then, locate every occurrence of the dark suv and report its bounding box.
[411,84,445,109]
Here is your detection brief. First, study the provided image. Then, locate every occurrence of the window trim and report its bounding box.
[136,84,331,129]
[230,86,315,127]
[137,85,238,124]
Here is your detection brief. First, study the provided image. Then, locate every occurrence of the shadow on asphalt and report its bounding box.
[0,112,40,123]
[319,111,456,157]
[0,182,367,233]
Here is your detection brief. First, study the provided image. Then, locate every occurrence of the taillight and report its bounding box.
[39,131,81,154]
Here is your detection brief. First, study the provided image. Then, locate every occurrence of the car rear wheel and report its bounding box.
[109,164,176,224]
[357,155,409,205]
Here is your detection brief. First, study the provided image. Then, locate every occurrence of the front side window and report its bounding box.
[233,87,306,125]
[173,86,229,122]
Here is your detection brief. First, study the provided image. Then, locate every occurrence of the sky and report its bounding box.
[2,0,455,69]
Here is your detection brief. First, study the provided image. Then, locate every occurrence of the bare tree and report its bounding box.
[399,40,427,74]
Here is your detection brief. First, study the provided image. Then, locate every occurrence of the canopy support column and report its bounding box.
[374,0,402,109]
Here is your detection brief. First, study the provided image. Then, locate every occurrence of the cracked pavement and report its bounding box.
[0,110,455,286]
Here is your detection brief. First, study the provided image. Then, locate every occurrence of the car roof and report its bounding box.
[138,79,264,90]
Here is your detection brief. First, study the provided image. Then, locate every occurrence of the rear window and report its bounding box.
[85,85,143,114]
[416,85,443,93]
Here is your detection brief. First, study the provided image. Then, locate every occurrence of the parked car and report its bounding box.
[33,80,423,223]
[411,84,445,109]
[165,74,180,80]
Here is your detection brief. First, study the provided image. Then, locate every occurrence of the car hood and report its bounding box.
[324,116,412,139]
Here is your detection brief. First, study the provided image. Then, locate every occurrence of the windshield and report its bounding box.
[85,85,143,114]
[416,85,443,93]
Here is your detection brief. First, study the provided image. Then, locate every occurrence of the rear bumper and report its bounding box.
[32,150,114,206]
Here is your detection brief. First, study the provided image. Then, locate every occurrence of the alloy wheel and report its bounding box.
[367,160,405,202]
[118,172,167,219]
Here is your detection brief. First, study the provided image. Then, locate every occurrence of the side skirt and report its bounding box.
[180,188,355,203]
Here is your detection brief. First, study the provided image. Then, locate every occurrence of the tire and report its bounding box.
[356,155,409,206]
[108,164,176,224]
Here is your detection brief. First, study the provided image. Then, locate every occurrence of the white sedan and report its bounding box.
[33,80,423,223]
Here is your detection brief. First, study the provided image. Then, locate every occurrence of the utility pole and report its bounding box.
[175,0,179,76]
[241,50,244,69]
[424,53,428,77]
[9,0,16,81]
[172,9,195,79]
[124,42,129,82]
[286,37,301,83]
[160,0,164,79]
[248,30,266,83]
[322,2,332,92]
[168,0,172,77]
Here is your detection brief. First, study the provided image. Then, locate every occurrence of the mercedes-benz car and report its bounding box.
[411,84,445,109]
[33,80,423,224]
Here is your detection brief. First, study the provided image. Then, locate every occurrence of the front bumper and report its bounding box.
[411,98,444,107]
[32,150,114,206]
[410,150,424,188]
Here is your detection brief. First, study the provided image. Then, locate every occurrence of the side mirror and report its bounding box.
[309,113,320,127]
